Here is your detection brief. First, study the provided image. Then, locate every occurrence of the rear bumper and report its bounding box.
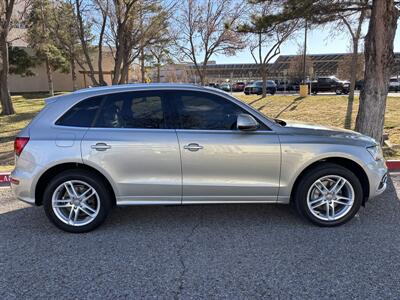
[10,158,44,205]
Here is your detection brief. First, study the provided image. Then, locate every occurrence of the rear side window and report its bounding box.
[56,96,102,127]
[94,91,166,129]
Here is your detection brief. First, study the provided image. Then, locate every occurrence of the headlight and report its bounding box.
[367,145,384,161]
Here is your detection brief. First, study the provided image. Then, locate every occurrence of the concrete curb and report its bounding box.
[1,160,400,188]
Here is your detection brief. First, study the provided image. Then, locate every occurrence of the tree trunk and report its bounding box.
[45,56,54,96]
[119,62,129,84]
[140,47,145,83]
[0,33,14,115]
[75,0,99,87]
[199,64,207,86]
[157,58,161,83]
[71,57,78,91]
[261,64,267,98]
[344,38,359,129]
[97,12,107,86]
[355,0,398,143]
[112,43,124,85]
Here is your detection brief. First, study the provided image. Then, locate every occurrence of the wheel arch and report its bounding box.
[290,157,370,205]
[35,163,117,206]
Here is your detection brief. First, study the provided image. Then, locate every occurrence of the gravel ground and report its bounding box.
[1,178,400,299]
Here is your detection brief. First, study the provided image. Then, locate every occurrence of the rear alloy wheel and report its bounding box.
[52,180,100,227]
[43,170,112,233]
[294,163,363,226]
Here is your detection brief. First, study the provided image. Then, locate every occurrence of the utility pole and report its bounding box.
[302,20,308,84]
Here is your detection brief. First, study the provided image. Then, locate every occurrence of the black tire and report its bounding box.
[294,163,363,227]
[312,90,318,95]
[335,88,343,95]
[43,169,113,233]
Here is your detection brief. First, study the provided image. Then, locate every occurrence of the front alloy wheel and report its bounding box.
[306,175,354,221]
[294,163,363,226]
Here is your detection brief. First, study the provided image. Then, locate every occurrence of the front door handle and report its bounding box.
[183,143,203,152]
[91,143,111,151]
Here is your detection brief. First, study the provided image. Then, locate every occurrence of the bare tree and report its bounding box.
[175,0,245,85]
[355,0,399,143]
[74,0,102,86]
[332,1,369,129]
[287,48,313,82]
[92,0,110,86]
[0,0,16,115]
[49,0,84,91]
[336,54,364,81]
[103,0,172,84]
[149,24,176,83]
[241,4,298,98]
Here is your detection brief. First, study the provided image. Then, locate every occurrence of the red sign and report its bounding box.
[0,173,11,185]
[387,160,400,172]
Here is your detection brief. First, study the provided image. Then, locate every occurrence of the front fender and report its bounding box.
[277,142,373,203]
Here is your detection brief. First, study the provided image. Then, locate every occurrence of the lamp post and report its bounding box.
[299,19,309,97]
[302,20,308,84]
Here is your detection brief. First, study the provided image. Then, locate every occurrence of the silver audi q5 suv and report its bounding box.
[11,84,387,232]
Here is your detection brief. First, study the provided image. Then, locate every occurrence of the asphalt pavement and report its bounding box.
[1,177,400,299]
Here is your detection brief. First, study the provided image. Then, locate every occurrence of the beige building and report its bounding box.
[8,47,116,93]
[7,0,116,93]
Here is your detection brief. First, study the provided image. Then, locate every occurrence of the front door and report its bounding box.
[170,90,281,203]
[81,90,181,205]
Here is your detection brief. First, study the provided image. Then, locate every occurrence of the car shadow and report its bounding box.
[1,178,398,235]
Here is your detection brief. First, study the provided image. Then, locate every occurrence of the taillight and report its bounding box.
[14,137,30,157]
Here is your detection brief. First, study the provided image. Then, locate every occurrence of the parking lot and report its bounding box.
[0,176,399,299]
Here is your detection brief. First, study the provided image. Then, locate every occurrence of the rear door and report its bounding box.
[81,90,181,205]
[170,90,281,203]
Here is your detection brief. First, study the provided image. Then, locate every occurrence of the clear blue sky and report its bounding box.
[211,25,400,64]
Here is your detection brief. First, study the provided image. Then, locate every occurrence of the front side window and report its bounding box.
[173,91,265,131]
[56,96,102,127]
[94,91,166,129]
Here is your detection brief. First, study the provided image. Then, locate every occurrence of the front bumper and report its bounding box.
[367,159,388,199]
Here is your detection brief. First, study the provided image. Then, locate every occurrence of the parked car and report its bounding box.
[287,81,300,92]
[232,82,246,92]
[244,80,277,95]
[207,83,220,89]
[275,80,289,92]
[311,76,350,95]
[389,78,400,92]
[220,83,231,92]
[11,84,387,232]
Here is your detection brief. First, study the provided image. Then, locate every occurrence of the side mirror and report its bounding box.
[237,114,259,131]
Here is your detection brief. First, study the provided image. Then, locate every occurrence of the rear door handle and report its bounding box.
[183,143,203,152]
[91,143,111,151]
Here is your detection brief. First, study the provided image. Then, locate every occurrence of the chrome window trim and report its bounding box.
[175,129,276,134]
[51,86,279,132]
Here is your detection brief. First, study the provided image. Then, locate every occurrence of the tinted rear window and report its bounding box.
[56,96,102,127]
[94,91,166,129]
